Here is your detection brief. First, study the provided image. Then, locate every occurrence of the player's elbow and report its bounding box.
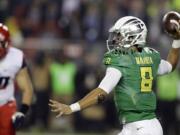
[168,61,177,71]
[96,88,108,104]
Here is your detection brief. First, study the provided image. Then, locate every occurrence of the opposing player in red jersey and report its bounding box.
[0,23,33,135]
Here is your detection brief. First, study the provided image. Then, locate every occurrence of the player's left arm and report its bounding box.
[49,88,108,117]
[12,65,33,129]
[49,67,122,118]
[16,67,33,107]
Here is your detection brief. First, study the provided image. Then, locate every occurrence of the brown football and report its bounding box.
[162,11,180,39]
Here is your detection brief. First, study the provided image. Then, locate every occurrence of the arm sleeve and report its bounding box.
[157,59,172,75]
[98,67,122,94]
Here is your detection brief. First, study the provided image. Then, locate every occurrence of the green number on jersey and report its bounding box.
[105,57,111,65]
[140,67,153,92]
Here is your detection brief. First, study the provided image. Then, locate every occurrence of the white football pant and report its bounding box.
[118,118,163,135]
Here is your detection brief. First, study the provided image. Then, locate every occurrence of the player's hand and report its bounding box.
[11,112,25,129]
[167,20,180,39]
[49,99,72,118]
[163,11,180,39]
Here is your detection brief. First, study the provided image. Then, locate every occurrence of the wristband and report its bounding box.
[70,102,81,112]
[172,40,180,48]
[20,104,29,115]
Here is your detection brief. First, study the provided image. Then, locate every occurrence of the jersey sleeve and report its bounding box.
[103,51,132,74]
[103,52,118,66]
[103,51,125,69]
[98,67,122,93]
[10,47,25,73]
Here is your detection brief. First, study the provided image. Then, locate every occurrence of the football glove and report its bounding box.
[11,112,25,129]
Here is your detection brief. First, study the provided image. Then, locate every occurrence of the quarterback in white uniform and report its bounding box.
[0,23,33,135]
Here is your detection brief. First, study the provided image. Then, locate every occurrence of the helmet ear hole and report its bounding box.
[111,39,116,45]
[128,35,136,41]
[117,32,121,36]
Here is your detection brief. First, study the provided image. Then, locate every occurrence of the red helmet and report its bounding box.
[0,23,10,59]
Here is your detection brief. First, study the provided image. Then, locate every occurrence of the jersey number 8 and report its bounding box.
[140,67,153,92]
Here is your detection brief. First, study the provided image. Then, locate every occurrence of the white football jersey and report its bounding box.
[0,47,24,105]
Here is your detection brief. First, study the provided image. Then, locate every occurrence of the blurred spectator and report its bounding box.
[61,0,80,17]
[171,0,180,11]
[83,3,101,43]
[49,47,77,131]
[40,1,59,38]
[74,51,107,132]
[5,16,24,47]
[22,0,42,37]
[50,49,76,102]
[102,0,120,39]
[58,0,81,38]
[0,0,9,21]
[147,0,171,49]
[30,51,51,131]
[157,70,180,135]
[0,0,179,134]
[128,0,147,22]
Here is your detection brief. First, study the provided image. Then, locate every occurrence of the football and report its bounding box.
[162,11,180,39]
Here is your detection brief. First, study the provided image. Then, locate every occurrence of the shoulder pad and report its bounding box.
[103,51,115,65]
[103,50,132,67]
[103,50,122,66]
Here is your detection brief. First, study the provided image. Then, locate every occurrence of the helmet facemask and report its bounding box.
[106,31,124,51]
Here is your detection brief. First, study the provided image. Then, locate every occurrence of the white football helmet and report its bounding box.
[107,16,147,51]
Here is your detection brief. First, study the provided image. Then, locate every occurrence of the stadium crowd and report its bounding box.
[0,0,180,135]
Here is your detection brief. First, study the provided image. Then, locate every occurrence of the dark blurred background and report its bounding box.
[0,0,180,135]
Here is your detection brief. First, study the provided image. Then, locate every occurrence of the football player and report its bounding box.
[49,16,180,135]
[0,23,33,135]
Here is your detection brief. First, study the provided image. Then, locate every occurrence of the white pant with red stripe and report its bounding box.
[118,118,163,135]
